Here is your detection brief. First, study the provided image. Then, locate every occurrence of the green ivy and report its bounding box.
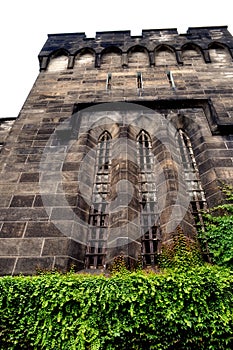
[159,226,203,269]
[0,266,233,349]
[198,184,233,267]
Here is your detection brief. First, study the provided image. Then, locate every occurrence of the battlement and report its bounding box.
[38,26,233,71]
[40,26,232,51]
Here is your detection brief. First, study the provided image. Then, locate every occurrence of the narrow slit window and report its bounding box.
[106,73,112,90]
[166,70,176,89]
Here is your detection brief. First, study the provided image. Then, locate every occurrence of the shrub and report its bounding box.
[0,266,233,349]
[198,183,233,267]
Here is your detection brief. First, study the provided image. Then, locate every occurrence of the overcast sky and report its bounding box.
[1,0,232,119]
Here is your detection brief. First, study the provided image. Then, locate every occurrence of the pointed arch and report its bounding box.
[177,129,207,230]
[181,43,205,65]
[208,42,232,63]
[47,49,69,72]
[155,44,177,66]
[74,48,95,68]
[85,130,112,269]
[137,130,159,266]
[127,45,150,67]
[100,46,122,68]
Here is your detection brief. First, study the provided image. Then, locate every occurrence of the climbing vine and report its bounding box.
[198,183,233,267]
[158,226,203,269]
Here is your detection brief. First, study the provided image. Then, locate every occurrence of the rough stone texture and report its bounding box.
[0,26,233,275]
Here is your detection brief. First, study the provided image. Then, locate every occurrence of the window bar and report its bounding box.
[178,129,207,231]
[137,130,159,267]
[86,131,111,269]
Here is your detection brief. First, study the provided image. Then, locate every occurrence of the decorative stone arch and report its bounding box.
[88,118,120,141]
[47,49,69,72]
[208,42,233,63]
[100,46,122,69]
[127,113,183,244]
[127,45,150,68]
[154,44,177,66]
[74,48,95,68]
[166,110,222,209]
[181,43,205,65]
[65,115,120,231]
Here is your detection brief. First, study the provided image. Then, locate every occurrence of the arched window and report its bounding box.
[85,131,112,269]
[137,130,159,266]
[177,129,207,229]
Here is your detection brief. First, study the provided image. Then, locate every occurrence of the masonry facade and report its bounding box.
[0,26,233,275]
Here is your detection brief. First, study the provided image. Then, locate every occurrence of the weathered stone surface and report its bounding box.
[13,257,54,275]
[0,26,233,274]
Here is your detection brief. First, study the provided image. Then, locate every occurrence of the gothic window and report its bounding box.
[177,129,207,229]
[137,130,159,266]
[85,131,112,269]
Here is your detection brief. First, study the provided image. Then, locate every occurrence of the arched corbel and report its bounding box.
[122,52,128,67]
[67,55,75,69]
[230,48,233,60]
[95,53,101,68]
[39,56,49,71]
[149,51,155,66]
[175,50,183,65]
[203,49,211,63]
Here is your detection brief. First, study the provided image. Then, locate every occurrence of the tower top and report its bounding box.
[39,26,233,63]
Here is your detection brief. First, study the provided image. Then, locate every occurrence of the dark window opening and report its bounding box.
[106,73,112,90]
[177,129,207,230]
[85,131,112,269]
[137,130,159,267]
[137,72,143,89]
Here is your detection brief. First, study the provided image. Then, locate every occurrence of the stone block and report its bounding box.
[25,221,69,237]
[0,222,26,238]
[0,258,16,275]
[10,195,35,207]
[14,257,54,275]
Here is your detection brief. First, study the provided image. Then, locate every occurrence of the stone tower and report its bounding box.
[1,26,233,275]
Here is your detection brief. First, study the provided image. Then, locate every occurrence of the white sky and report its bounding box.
[0,0,232,119]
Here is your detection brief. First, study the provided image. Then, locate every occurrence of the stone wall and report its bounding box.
[0,26,233,275]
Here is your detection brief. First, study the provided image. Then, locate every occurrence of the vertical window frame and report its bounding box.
[137,130,159,267]
[86,131,112,269]
[177,129,207,230]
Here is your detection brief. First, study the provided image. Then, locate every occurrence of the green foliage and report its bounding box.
[198,184,233,267]
[109,255,129,276]
[1,266,233,349]
[220,182,233,202]
[159,226,203,269]
[109,255,143,276]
